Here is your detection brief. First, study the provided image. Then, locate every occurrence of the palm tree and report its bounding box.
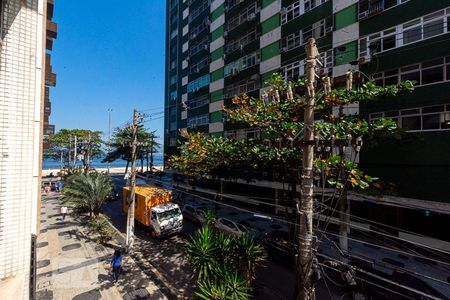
[61,172,112,216]
[232,235,266,286]
[186,226,219,282]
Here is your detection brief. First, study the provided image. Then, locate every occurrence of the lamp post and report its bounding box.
[107,108,112,173]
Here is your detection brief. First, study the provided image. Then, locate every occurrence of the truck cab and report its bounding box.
[149,203,183,238]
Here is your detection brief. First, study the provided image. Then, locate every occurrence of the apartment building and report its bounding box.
[165,0,450,242]
[44,0,57,148]
[0,0,49,298]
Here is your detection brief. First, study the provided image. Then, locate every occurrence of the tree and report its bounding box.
[186,225,265,299]
[61,172,112,217]
[170,73,414,298]
[103,124,160,173]
[45,129,104,173]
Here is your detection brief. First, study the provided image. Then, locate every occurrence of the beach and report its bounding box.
[41,166,164,177]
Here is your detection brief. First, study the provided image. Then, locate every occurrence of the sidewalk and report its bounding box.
[36,192,168,300]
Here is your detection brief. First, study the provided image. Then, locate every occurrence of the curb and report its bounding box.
[102,214,187,300]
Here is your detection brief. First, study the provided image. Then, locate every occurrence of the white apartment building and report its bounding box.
[0,0,47,298]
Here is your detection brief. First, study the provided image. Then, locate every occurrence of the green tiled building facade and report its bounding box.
[165,0,450,204]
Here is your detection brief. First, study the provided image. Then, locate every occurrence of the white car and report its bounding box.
[182,204,207,224]
[215,217,257,239]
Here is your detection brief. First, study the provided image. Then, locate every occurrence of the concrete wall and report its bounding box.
[0,0,46,298]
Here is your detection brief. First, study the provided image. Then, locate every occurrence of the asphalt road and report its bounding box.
[102,175,352,299]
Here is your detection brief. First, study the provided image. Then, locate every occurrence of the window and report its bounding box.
[170,75,177,85]
[358,0,410,19]
[170,90,177,101]
[226,3,260,32]
[189,37,209,56]
[283,17,332,51]
[225,78,260,97]
[188,94,209,109]
[423,11,445,38]
[360,8,450,56]
[225,27,260,54]
[187,75,210,92]
[189,0,209,23]
[281,0,329,24]
[188,114,209,128]
[224,51,260,77]
[369,104,450,132]
[375,57,449,88]
[189,57,209,74]
[281,49,332,80]
[403,19,421,44]
[190,18,209,40]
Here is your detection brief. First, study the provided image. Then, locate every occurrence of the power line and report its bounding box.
[142,175,450,267]
[316,252,443,300]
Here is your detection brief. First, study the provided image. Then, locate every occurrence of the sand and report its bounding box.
[41,166,163,177]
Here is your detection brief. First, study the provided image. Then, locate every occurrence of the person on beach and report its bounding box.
[60,206,68,220]
[111,249,123,282]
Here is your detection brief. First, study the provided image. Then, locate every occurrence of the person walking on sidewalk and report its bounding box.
[60,206,68,220]
[111,249,123,282]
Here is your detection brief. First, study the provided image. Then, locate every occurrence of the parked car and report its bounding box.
[261,230,296,267]
[106,189,119,201]
[215,217,258,239]
[182,204,207,224]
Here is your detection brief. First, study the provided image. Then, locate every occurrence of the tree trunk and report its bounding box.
[339,147,350,263]
[140,158,144,172]
[125,160,130,175]
[146,149,150,172]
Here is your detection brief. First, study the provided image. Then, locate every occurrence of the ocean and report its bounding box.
[42,153,164,170]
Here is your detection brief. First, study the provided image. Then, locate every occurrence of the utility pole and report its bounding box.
[150,135,154,171]
[68,136,72,170]
[338,71,353,263]
[73,135,77,169]
[108,108,112,174]
[297,38,318,300]
[60,151,63,172]
[126,109,138,252]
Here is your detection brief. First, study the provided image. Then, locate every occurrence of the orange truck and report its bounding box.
[123,186,183,237]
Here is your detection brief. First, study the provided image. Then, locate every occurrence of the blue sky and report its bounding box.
[52,0,166,146]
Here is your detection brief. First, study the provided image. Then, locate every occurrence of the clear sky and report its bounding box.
[52,0,166,146]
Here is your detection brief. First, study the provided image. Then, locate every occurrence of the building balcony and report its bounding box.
[46,20,58,39]
[44,124,55,136]
[45,72,57,87]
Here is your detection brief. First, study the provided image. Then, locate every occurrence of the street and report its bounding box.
[103,175,351,299]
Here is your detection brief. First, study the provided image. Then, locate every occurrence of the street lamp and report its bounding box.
[107,108,112,173]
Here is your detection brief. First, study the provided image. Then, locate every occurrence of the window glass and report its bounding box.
[384,75,398,85]
[422,105,444,113]
[422,114,441,130]
[382,35,396,50]
[401,109,420,115]
[423,19,444,39]
[422,58,443,68]
[402,116,421,130]
[401,71,420,83]
[385,111,399,117]
[403,27,421,44]
[422,66,444,84]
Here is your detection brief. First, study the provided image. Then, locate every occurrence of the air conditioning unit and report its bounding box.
[280,7,287,14]
[250,73,260,81]
[239,0,244,4]
[204,18,211,26]
[358,11,369,20]
[222,54,227,60]
[280,47,288,53]
[358,56,371,65]
[247,13,256,22]
[191,33,197,40]
[325,26,333,33]
[203,44,209,50]
[186,56,190,62]
[239,44,245,52]
[223,30,228,37]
